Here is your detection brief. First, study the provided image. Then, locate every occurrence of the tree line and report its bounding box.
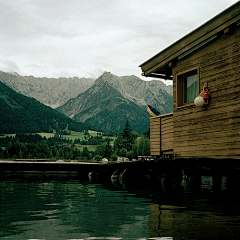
[0,121,150,161]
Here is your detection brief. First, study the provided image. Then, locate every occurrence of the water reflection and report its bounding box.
[0,180,151,239]
[147,202,240,239]
[1,176,240,240]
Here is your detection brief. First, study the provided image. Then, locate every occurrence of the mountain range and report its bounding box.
[0,71,95,108]
[56,72,173,133]
[0,71,173,134]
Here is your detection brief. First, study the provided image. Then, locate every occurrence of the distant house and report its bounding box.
[139,2,240,160]
[117,157,129,162]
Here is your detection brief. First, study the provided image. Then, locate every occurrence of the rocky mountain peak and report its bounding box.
[0,71,95,108]
[9,72,21,77]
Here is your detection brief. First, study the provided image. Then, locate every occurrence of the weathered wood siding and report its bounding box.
[172,24,240,159]
[150,113,173,155]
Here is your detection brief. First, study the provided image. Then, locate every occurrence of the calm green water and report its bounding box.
[1,177,240,240]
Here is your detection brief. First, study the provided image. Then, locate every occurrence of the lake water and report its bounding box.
[1,176,240,240]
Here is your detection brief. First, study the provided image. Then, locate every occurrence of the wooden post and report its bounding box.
[160,117,162,155]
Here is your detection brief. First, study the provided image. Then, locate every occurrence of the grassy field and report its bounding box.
[74,144,98,152]
[37,132,55,138]
[1,134,16,138]
[65,131,116,152]
[3,131,116,153]
[62,131,85,141]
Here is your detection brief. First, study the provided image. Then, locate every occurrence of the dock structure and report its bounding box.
[1,159,240,193]
[14,159,50,162]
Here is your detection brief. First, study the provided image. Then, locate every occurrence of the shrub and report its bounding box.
[126,150,133,160]
[119,148,127,157]
[94,155,102,161]
[110,154,118,161]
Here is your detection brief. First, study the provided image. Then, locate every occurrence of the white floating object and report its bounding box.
[194,96,204,107]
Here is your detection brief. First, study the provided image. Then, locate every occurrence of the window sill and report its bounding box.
[176,102,195,109]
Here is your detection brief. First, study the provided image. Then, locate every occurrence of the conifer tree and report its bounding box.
[83,147,90,159]
[18,150,23,159]
[104,140,112,158]
[122,120,133,151]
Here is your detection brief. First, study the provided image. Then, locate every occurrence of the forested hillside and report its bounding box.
[0,82,91,134]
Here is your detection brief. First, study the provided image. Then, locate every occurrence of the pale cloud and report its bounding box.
[0,57,20,73]
[0,0,238,81]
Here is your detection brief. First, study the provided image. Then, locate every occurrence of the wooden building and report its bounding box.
[140,2,240,160]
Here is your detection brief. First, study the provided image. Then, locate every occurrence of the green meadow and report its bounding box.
[3,131,116,152]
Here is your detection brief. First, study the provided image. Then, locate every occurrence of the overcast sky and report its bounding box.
[0,0,238,83]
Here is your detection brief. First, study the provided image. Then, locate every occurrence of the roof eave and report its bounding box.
[139,1,240,78]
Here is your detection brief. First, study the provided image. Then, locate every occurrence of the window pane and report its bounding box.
[184,74,198,103]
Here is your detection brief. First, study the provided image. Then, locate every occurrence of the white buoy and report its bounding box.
[194,96,204,107]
